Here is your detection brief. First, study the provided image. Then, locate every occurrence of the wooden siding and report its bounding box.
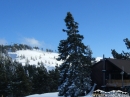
[91,61,104,89]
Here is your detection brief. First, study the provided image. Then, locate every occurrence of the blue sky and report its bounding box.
[0,0,130,58]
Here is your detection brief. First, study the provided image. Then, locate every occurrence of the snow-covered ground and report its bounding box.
[26,91,130,97]
[26,92,59,97]
[26,83,95,97]
[26,92,92,97]
[8,49,63,71]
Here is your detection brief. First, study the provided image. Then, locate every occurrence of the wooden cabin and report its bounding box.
[91,58,130,91]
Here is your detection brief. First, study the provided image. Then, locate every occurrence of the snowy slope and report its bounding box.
[8,49,63,71]
[8,49,103,71]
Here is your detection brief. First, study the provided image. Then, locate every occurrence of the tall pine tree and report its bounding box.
[57,12,93,97]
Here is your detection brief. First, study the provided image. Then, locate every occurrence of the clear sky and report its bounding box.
[0,0,130,58]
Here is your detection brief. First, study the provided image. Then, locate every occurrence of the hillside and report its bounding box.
[8,49,63,71]
[8,49,102,71]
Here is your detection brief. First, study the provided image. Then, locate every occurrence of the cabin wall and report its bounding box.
[105,61,116,80]
[91,61,103,90]
[105,60,129,91]
[106,60,129,80]
[105,61,121,90]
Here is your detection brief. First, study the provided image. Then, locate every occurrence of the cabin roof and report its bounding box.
[93,58,130,74]
[106,58,130,74]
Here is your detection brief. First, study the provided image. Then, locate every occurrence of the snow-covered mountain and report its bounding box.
[8,49,63,71]
[95,57,102,62]
[8,49,102,71]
